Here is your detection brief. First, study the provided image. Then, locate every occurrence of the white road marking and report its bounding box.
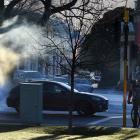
[88,117,113,125]
[89,115,131,125]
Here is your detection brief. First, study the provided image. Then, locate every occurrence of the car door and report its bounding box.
[44,82,70,110]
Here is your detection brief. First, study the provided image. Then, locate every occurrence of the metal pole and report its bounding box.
[123,9,129,127]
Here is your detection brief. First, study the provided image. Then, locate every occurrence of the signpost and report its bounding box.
[123,6,129,127]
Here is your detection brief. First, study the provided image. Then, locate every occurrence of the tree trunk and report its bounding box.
[40,0,51,26]
[68,52,76,133]
[40,9,51,26]
[4,0,22,18]
[0,0,4,25]
[0,0,4,10]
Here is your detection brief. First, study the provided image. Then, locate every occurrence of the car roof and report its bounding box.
[17,80,79,92]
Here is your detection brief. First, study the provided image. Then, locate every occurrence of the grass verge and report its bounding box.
[0,125,140,140]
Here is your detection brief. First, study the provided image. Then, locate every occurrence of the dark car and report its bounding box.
[6,80,108,116]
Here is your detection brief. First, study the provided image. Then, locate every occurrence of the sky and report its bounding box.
[125,0,135,8]
[111,0,135,8]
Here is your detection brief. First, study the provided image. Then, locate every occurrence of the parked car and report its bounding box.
[13,70,46,83]
[91,75,101,83]
[75,78,92,85]
[75,83,94,93]
[92,83,98,88]
[74,78,96,91]
[6,80,108,116]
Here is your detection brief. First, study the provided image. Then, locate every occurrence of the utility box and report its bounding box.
[20,83,43,125]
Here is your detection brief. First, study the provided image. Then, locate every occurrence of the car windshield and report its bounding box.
[57,82,78,92]
[53,77,68,83]
[75,84,93,92]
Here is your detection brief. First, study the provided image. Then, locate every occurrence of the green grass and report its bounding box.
[0,125,140,140]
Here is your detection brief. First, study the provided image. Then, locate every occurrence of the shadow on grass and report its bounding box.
[0,125,29,133]
[0,125,139,140]
[29,126,140,140]
[118,129,140,140]
[29,126,123,140]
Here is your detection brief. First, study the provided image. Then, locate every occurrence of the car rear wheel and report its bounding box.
[76,102,95,116]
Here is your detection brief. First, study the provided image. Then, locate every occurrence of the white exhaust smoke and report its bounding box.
[0,16,48,111]
[0,16,49,83]
[0,82,14,112]
[0,46,19,86]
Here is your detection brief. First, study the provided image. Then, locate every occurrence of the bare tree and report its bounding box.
[0,0,116,24]
[0,0,125,132]
[0,0,77,23]
[38,0,113,133]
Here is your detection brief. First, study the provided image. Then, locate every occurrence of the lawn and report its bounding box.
[0,125,140,140]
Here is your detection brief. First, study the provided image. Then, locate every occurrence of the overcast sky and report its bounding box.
[112,0,135,8]
[125,0,135,8]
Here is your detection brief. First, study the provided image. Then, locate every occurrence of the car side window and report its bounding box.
[53,84,66,94]
[44,83,67,94]
[44,83,54,94]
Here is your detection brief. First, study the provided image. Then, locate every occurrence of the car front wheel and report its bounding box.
[76,102,95,116]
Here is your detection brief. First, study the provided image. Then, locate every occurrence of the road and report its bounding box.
[0,88,133,128]
[94,89,132,115]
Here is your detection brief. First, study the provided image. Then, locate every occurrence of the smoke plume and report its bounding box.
[0,16,47,85]
[0,46,19,86]
[0,16,47,111]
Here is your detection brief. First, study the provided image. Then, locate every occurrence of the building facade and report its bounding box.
[118,1,140,85]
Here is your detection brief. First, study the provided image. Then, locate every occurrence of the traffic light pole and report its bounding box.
[123,22,129,127]
[123,8,129,127]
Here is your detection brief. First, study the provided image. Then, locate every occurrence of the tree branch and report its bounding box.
[51,0,77,14]
[4,0,23,18]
